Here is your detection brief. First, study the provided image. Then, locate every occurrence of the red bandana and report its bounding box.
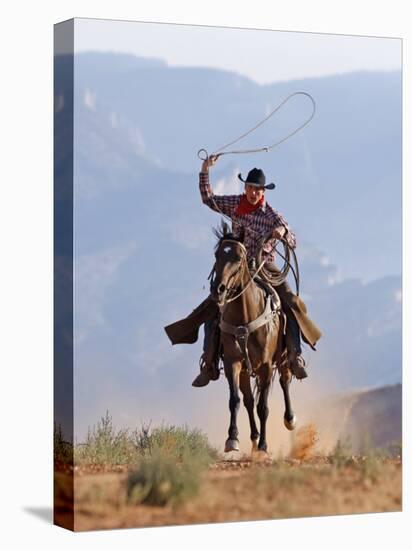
[235,194,265,216]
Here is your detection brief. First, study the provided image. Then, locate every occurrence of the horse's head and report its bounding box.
[210,222,247,307]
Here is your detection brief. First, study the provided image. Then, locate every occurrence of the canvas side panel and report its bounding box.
[54,19,75,532]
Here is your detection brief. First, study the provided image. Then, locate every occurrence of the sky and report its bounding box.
[73,17,402,85]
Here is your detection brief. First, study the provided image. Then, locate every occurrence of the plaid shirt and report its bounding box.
[199,171,296,263]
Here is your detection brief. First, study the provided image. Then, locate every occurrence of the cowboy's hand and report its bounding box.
[201,154,219,172]
[272,226,286,240]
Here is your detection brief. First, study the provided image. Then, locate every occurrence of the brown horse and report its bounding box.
[210,223,297,453]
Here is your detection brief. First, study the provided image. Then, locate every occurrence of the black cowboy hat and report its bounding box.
[237,168,275,190]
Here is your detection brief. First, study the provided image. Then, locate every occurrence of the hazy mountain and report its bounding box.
[342,384,402,453]
[308,384,402,454]
[54,53,401,438]
[68,52,401,281]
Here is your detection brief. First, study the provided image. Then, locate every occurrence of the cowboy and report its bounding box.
[164,155,322,387]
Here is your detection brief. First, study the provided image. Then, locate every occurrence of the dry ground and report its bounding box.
[55,453,402,532]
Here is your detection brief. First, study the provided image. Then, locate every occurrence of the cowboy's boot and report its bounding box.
[273,279,308,380]
[288,350,308,380]
[192,316,221,387]
[285,313,308,380]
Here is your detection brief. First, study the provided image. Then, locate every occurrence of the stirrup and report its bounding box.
[289,352,308,380]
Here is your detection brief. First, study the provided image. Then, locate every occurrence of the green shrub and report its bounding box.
[74,411,137,465]
[73,412,218,468]
[132,423,218,465]
[126,451,203,506]
[54,422,73,465]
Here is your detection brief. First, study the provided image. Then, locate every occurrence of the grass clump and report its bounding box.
[133,423,218,465]
[73,412,217,506]
[255,463,307,488]
[328,438,354,468]
[355,454,383,483]
[54,422,73,465]
[126,423,217,507]
[73,412,218,469]
[74,411,137,465]
[328,436,388,483]
[253,459,328,492]
[126,451,202,507]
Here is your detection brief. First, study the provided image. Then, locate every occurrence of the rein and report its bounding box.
[226,255,269,303]
[213,239,267,304]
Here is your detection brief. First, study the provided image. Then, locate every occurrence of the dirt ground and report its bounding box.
[54,452,402,532]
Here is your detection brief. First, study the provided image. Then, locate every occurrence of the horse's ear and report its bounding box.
[223,220,230,236]
[238,225,245,243]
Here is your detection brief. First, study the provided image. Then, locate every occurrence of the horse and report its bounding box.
[210,222,297,454]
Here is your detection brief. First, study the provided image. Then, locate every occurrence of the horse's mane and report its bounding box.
[212,220,244,252]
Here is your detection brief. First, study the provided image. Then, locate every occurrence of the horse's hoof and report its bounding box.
[251,439,259,453]
[284,414,297,431]
[224,438,240,452]
[252,450,269,462]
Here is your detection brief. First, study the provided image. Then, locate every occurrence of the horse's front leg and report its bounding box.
[279,367,297,431]
[224,359,242,452]
[239,370,260,453]
[257,364,272,452]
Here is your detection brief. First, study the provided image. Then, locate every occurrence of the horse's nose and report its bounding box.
[218,283,226,294]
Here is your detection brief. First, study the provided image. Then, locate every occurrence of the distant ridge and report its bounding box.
[309,384,402,454]
[54,52,402,438]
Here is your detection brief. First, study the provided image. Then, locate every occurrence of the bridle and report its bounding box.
[211,239,249,306]
[212,238,282,305]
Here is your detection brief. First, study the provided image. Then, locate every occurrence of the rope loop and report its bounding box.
[197,91,310,295]
[198,91,316,159]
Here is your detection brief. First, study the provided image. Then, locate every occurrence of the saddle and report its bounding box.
[254,277,283,323]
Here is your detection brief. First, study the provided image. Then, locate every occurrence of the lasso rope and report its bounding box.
[198,91,314,294]
[198,91,316,161]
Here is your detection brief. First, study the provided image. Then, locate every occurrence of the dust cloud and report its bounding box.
[198,370,360,458]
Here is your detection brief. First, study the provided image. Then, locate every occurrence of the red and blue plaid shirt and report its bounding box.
[199,171,296,263]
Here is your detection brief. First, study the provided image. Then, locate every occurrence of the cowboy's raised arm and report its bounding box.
[199,156,239,217]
